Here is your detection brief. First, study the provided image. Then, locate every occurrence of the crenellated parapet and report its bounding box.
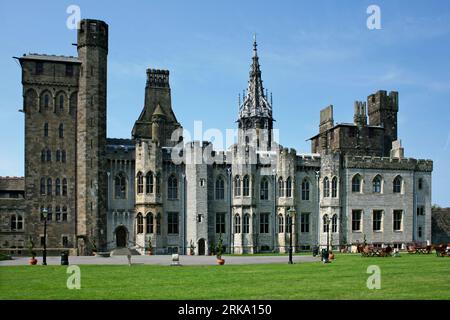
[344,155,433,172]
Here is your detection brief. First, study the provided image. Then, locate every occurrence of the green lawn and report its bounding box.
[0,254,449,300]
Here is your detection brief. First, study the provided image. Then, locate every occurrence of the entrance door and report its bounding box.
[116,226,127,247]
[198,238,206,255]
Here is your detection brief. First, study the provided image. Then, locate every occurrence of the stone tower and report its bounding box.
[238,39,274,151]
[76,19,109,252]
[367,90,399,156]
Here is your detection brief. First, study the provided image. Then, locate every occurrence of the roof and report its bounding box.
[19,53,81,64]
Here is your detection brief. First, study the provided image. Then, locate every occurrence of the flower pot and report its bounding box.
[147,251,153,256]
[329,252,335,260]
[29,258,37,265]
[217,258,225,265]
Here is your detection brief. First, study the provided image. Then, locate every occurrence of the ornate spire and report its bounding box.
[239,37,272,120]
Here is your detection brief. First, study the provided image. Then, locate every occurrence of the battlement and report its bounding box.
[0,176,25,191]
[146,69,170,88]
[368,90,398,113]
[344,155,433,172]
[77,19,108,51]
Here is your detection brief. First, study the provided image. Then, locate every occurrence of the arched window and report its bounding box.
[61,150,66,163]
[146,213,153,234]
[44,123,49,137]
[243,175,250,196]
[301,179,310,200]
[136,213,143,234]
[146,171,154,194]
[62,178,67,196]
[115,173,127,199]
[168,175,178,200]
[323,214,329,233]
[234,214,241,233]
[278,177,284,197]
[332,214,338,233]
[352,174,362,193]
[10,215,16,230]
[40,178,46,195]
[234,176,241,196]
[58,94,64,110]
[243,214,250,233]
[278,214,284,233]
[373,175,382,193]
[41,92,50,109]
[69,92,77,116]
[58,123,64,138]
[17,215,23,230]
[41,149,46,162]
[215,176,225,200]
[55,178,61,196]
[62,206,68,221]
[393,176,402,193]
[260,178,269,200]
[136,172,143,194]
[55,206,61,221]
[323,177,330,198]
[47,178,52,195]
[46,149,51,162]
[331,177,338,198]
[56,150,61,162]
[286,177,292,197]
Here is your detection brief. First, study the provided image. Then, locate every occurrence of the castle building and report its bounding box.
[3,19,433,256]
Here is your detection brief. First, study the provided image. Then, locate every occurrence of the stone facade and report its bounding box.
[12,19,434,256]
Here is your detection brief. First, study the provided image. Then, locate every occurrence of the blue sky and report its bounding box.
[0,0,449,206]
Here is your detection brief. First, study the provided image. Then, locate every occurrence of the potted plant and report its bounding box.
[28,237,37,265]
[209,241,215,256]
[189,240,196,256]
[216,233,225,265]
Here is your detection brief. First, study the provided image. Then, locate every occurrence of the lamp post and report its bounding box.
[324,215,331,263]
[287,207,296,264]
[41,207,48,266]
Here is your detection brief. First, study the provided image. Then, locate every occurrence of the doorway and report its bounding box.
[115,226,127,247]
[198,238,206,255]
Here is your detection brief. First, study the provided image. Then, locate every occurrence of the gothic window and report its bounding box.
[373,210,382,231]
[40,178,46,195]
[62,178,67,196]
[243,214,250,234]
[55,178,61,196]
[61,150,66,163]
[155,175,161,195]
[146,171,154,194]
[41,149,46,162]
[373,175,382,193]
[46,149,51,162]
[47,206,53,221]
[234,175,241,197]
[243,175,250,196]
[323,214,329,233]
[58,94,64,110]
[59,123,64,138]
[62,206,68,221]
[47,178,52,195]
[352,174,362,193]
[259,213,269,234]
[234,214,241,234]
[301,179,310,201]
[331,177,338,198]
[136,172,143,194]
[56,150,61,162]
[332,214,338,233]
[393,210,403,231]
[146,213,153,234]
[278,177,284,197]
[136,213,143,234]
[40,92,50,109]
[44,123,49,137]
[215,213,226,234]
[114,173,127,199]
[286,177,292,198]
[418,178,423,190]
[393,176,402,194]
[168,212,179,234]
[215,176,225,200]
[168,175,178,200]
[352,210,362,232]
[278,214,284,233]
[323,177,330,198]
[301,213,310,233]
[260,178,269,200]
[69,92,77,116]
[55,206,61,222]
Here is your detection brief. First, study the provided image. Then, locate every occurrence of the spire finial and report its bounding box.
[253,33,258,56]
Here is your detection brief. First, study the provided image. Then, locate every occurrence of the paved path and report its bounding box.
[0,255,319,266]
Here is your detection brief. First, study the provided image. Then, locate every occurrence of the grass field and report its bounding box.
[0,254,449,300]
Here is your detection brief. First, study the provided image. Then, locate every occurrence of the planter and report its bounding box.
[216,258,225,265]
[29,258,37,265]
[147,251,153,256]
[329,252,335,260]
